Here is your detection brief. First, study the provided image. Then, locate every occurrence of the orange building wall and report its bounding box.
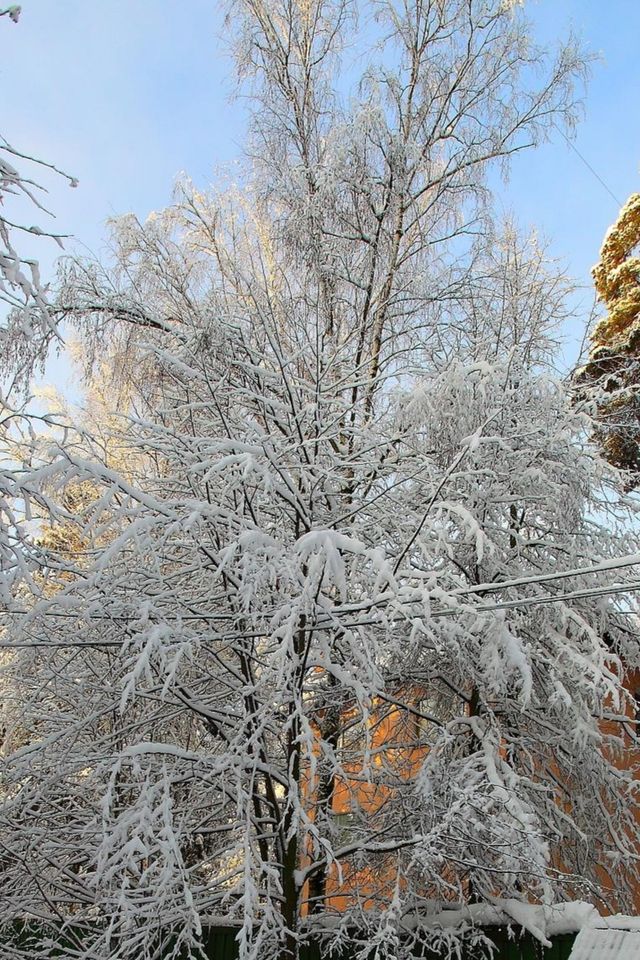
[302,670,640,917]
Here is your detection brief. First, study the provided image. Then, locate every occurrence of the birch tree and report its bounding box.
[1,3,78,383]
[0,4,77,610]
[3,3,638,960]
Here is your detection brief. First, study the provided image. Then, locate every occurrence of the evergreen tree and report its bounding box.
[576,194,640,486]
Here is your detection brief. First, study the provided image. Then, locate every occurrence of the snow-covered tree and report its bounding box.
[576,193,640,486]
[0,3,78,604]
[3,3,638,960]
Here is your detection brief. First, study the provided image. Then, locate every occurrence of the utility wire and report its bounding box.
[7,549,637,626]
[435,580,640,617]
[327,553,640,618]
[552,120,622,208]
[450,553,640,598]
[0,579,638,649]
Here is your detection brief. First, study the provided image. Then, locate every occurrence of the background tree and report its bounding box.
[576,193,640,486]
[0,3,77,605]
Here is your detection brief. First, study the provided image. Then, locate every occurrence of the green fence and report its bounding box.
[196,926,577,960]
[4,921,577,959]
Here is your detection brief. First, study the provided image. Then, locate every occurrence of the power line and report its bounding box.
[552,120,622,208]
[450,554,640,598]
[0,579,638,650]
[436,580,640,617]
[3,552,639,631]
[328,553,640,618]
[2,555,640,626]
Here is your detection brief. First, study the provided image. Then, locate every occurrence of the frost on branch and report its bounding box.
[0,6,78,616]
[0,9,77,386]
[0,6,21,24]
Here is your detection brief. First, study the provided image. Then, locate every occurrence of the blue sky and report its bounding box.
[2,0,639,388]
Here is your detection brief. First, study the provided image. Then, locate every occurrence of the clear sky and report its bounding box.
[2,0,639,387]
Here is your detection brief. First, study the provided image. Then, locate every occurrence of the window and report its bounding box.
[412,695,438,740]
[330,810,355,845]
[410,688,464,741]
[336,715,366,761]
